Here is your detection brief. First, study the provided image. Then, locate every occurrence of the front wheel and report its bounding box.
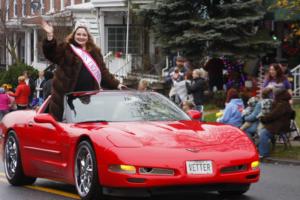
[75,141,102,200]
[4,131,36,185]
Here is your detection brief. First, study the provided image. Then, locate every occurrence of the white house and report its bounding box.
[64,0,163,80]
[1,0,164,82]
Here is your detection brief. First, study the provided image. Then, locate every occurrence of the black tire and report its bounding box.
[75,141,103,200]
[218,184,250,196]
[4,131,36,186]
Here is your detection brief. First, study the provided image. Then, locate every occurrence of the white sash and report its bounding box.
[70,44,101,87]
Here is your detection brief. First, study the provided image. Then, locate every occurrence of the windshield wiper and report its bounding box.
[76,120,109,124]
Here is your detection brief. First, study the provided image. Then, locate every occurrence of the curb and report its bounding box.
[262,157,300,166]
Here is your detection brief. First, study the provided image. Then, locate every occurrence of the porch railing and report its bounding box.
[103,54,169,83]
[112,55,133,81]
[103,51,113,71]
[291,65,300,98]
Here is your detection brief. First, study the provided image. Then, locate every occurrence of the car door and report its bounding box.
[22,115,70,179]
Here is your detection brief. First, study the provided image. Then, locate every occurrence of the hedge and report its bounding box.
[0,63,38,88]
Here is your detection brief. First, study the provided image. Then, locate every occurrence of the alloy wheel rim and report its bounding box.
[75,145,93,196]
[4,136,18,179]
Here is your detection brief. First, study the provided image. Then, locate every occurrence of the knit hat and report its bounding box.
[73,19,91,34]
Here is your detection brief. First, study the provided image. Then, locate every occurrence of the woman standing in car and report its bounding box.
[40,18,126,121]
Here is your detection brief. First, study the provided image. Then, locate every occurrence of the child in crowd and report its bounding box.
[2,84,16,111]
[258,88,273,118]
[170,67,184,83]
[257,87,274,132]
[182,100,195,113]
[217,88,244,127]
[0,87,11,121]
[137,79,149,91]
[240,96,259,130]
[169,67,185,104]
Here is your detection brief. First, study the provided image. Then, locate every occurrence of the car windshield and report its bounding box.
[63,92,190,123]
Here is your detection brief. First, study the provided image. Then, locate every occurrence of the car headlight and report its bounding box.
[109,164,136,174]
[251,161,260,170]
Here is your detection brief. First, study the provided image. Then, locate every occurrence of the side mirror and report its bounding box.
[34,114,62,131]
[187,110,202,120]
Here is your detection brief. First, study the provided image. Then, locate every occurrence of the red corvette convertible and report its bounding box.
[0,91,260,200]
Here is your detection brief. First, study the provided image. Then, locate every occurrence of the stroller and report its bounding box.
[289,110,300,141]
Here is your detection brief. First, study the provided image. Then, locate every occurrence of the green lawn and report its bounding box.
[204,103,300,128]
[203,103,220,111]
[203,103,219,122]
[203,112,217,122]
[294,104,300,129]
[271,145,300,160]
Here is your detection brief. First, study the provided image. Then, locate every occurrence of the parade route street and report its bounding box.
[0,161,299,200]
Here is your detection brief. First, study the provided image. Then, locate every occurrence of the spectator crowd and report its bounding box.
[0,70,53,121]
[0,56,298,159]
[164,56,298,159]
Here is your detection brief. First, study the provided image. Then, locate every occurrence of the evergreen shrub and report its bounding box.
[0,63,38,88]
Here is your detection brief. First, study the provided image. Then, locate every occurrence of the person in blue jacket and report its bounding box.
[217,88,244,127]
[243,100,262,139]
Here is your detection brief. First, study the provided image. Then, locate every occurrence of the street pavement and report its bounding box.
[0,161,299,200]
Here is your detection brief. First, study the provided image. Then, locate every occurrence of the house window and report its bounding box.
[107,26,141,55]
[14,0,17,17]
[50,0,54,12]
[6,0,9,19]
[40,0,45,14]
[61,0,65,10]
[37,29,46,62]
[31,0,41,15]
[17,36,25,63]
[22,0,26,16]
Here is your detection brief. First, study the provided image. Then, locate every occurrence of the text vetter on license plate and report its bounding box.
[186,160,213,175]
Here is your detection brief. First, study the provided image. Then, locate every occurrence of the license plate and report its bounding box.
[186,160,213,175]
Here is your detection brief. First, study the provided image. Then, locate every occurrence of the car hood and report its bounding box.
[91,120,253,150]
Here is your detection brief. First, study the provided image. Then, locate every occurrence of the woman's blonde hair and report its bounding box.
[193,69,203,78]
[139,79,149,88]
[18,75,25,82]
[65,27,98,52]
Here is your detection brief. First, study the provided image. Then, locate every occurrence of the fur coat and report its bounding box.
[43,38,119,121]
[260,89,293,134]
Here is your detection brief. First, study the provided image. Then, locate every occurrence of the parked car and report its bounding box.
[0,91,260,200]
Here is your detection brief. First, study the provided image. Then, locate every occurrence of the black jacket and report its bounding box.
[186,77,206,105]
[42,79,52,100]
[260,90,293,134]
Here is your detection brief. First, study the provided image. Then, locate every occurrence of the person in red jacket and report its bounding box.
[8,76,31,110]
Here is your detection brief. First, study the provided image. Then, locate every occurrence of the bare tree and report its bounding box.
[36,12,73,63]
[52,12,73,42]
[0,8,21,65]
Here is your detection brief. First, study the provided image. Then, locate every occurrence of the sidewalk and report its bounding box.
[263,140,300,165]
[264,157,300,166]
